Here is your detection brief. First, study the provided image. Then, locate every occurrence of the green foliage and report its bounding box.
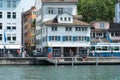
[78,0,115,22]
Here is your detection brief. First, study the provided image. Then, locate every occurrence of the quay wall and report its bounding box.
[0,57,44,65]
[0,57,120,65]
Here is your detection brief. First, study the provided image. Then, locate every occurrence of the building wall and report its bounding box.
[23,7,36,52]
[92,22,109,29]
[0,0,22,51]
[42,5,77,22]
[0,0,35,53]
[115,2,120,23]
[41,26,90,47]
[35,2,78,50]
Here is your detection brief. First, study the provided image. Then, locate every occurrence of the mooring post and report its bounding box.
[96,57,98,65]
[55,57,57,66]
[72,57,74,66]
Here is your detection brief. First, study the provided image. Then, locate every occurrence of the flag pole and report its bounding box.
[4,30,6,54]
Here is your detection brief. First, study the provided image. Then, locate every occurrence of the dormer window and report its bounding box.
[57,13,73,23]
[68,17,71,21]
[64,17,67,21]
[60,17,63,21]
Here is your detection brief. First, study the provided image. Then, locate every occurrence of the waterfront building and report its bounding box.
[22,7,36,53]
[0,0,35,55]
[91,21,120,57]
[115,0,120,23]
[36,0,91,57]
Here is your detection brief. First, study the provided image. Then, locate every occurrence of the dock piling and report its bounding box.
[55,57,57,66]
[96,57,98,65]
[72,57,74,66]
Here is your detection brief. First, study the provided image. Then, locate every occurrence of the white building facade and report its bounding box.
[115,0,120,23]
[36,0,91,57]
[0,0,34,54]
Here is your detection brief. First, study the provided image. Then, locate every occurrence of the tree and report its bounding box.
[78,0,115,22]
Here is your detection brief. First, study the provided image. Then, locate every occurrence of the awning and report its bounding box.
[5,45,21,49]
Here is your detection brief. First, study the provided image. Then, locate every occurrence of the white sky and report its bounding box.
[22,0,35,11]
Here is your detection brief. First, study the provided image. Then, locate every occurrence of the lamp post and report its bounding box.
[22,8,25,58]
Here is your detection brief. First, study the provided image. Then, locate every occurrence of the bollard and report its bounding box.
[96,57,98,65]
[55,57,57,66]
[72,57,74,66]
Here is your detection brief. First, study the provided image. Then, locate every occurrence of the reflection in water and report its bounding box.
[0,65,120,80]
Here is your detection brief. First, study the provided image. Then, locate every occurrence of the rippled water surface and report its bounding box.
[0,65,120,80]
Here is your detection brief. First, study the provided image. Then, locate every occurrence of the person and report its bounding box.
[91,50,95,57]
[17,50,21,57]
[111,49,113,57]
[8,50,13,57]
[48,53,52,58]
[70,49,73,57]
[25,50,29,57]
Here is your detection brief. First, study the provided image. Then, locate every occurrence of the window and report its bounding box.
[7,12,11,18]
[12,12,16,18]
[81,27,87,31]
[12,1,16,7]
[64,17,67,21]
[119,12,120,18]
[68,17,71,21]
[67,8,73,14]
[0,23,2,29]
[65,36,72,41]
[100,22,105,29]
[74,36,87,42]
[7,1,11,7]
[49,36,60,41]
[48,7,54,14]
[60,17,63,21]
[0,12,2,18]
[0,34,2,40]
[12,26,16,30]
[81,36,86,41]
[58,8,63,14]
[119,3,120,8]
[7,26,11,30]
[65,27,72,31]
[75,27,81,31]
[7,34,11,41]
[7,1,16,8]
[51,27,57,31]
[0,0,2,7]
[12,34,16,41]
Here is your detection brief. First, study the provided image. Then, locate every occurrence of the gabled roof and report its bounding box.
[44,18,90,26]
[42,0,78,2]
[91,22,120,32]
[57,12,83,20]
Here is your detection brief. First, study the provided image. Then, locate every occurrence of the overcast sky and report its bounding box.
[22,0,35,11]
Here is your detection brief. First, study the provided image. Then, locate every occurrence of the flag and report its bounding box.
[4,31,6,43]
[106,32,112,43]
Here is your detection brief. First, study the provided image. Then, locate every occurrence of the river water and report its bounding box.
[0,65,120,80]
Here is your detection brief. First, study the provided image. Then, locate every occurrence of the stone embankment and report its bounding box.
[0,57,120,65]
